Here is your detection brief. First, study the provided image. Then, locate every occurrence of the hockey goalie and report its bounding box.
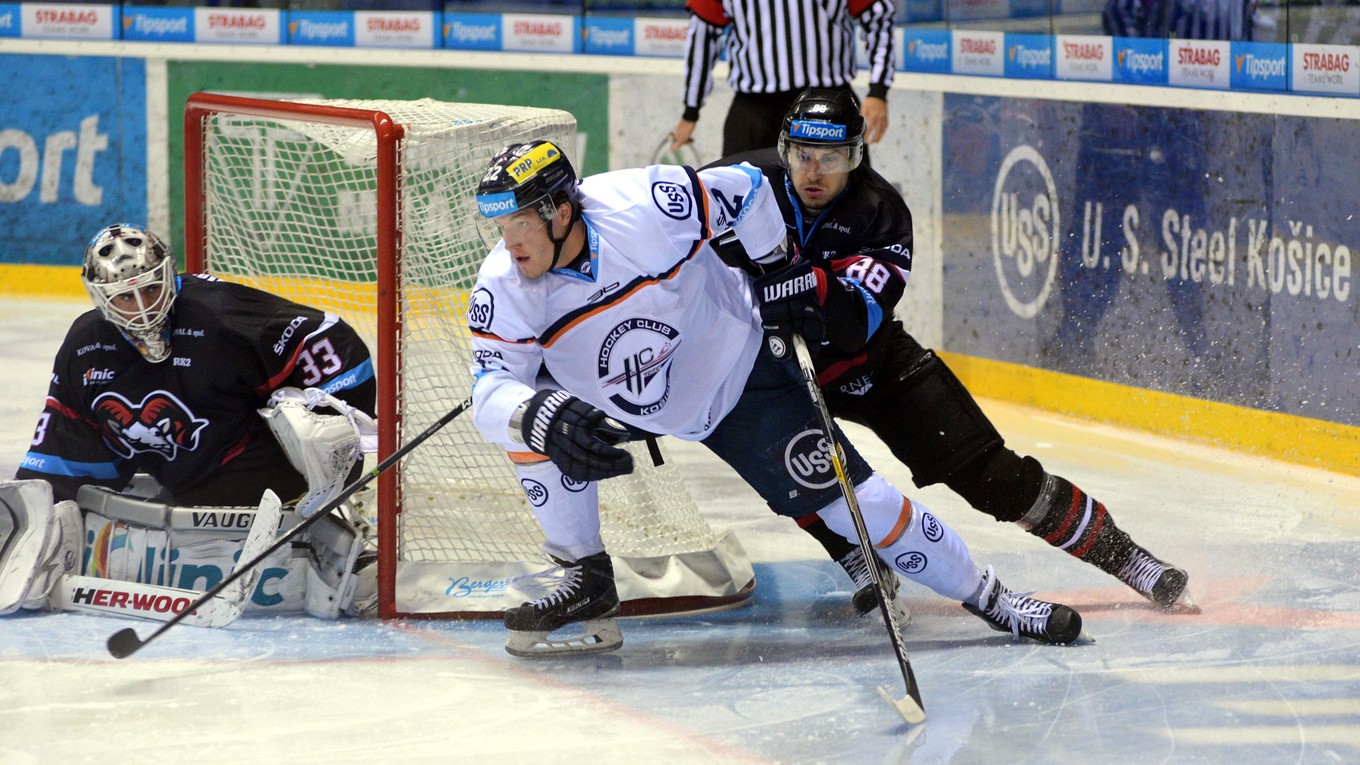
[1,223,380,624]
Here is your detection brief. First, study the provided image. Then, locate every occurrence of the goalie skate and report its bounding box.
[503,552,622,658]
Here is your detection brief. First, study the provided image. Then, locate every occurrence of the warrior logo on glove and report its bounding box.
[760,270,822,303]
[752,259,829,346]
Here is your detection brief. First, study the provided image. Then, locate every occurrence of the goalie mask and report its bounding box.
[83,223,178,363]
[474,140,580,268]
[777,88,865,176]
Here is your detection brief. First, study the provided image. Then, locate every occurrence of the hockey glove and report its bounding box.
[752,258,827,345]
[520,390,634,482]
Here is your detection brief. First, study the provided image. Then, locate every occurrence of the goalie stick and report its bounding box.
[55,490,282,628]
[790,335,926,725]
[106,397,473,659]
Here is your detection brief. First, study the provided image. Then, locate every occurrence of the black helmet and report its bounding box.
[778,88,865,174]
[475,140,577,240]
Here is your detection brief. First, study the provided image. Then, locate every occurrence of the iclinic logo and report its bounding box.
[990,145,1060,318]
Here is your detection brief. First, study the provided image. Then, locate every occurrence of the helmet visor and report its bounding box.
[474,191,554,250]
[779,138,862,175]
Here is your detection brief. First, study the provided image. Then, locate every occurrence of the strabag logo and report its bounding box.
[991,145,1060,318]
[598,318,681,416]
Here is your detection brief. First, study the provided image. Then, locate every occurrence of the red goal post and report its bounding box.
[182,93,754,619]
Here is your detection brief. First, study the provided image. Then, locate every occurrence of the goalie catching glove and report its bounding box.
[517,390,633,482]
[259,387,378,519]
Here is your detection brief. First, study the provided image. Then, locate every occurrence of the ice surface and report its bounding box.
[2,297,1357,764]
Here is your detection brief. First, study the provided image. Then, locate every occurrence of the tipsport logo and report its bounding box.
[991,144,1060,318]
[788,120,847,142]
[477,192,519,218]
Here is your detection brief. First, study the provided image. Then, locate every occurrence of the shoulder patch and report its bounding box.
[651,181,694,221]
[468,287,495,332]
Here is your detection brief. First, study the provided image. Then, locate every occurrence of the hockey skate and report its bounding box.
[1118,548,1197,612]
[964,566,1084,645]
[840,547,911,627]
[503,552,623,658]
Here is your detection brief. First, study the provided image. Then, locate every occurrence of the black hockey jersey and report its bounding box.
[708,148,915,388]
[16,274,376,504]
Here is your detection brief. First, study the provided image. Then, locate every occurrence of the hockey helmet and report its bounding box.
[83,223,178,362]
[474,140,578,248]
[778,88,865,175]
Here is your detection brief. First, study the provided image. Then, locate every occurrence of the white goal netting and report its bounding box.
[187,95,752,617]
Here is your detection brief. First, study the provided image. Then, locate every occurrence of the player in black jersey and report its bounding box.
[3,223,379,618]
[16,223,375,507]
[713,90,1193,614]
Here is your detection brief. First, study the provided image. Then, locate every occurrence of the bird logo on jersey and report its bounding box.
[598,318,681,416]
[93,390,209,460]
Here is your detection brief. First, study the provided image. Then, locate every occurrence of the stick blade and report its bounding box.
[877,685,926,725]
[107,627,144,659]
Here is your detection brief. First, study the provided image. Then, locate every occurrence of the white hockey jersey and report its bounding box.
[468,162,787,449]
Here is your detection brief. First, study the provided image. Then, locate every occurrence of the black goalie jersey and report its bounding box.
[16,274,376,505]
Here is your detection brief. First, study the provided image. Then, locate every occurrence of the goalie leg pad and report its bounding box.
[0,480,81,614]
[260,397,360,519]
[303,511,365,619]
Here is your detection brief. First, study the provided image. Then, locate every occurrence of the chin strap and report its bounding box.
[548,204,583,270]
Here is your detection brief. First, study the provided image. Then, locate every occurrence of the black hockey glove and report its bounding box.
[752,258,827,345]
[520,390,634,482]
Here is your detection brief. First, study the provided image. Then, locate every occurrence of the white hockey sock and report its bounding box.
[515,460,604,562]
[818,473,983,603]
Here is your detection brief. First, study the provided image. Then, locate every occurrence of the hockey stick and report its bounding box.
[789,335,926,725]
[106,396,473,658]
[58,490,282,628]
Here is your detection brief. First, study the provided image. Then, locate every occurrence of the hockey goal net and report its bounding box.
[182,93,754,619]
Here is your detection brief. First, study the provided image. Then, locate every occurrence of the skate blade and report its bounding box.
[877,685,926,725]
[1068,630,1097,646]
[505,618,623,658]
[1160,587,1202,615]
[867,600,913,631]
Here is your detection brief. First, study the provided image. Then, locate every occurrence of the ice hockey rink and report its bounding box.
[2,296,1358,765]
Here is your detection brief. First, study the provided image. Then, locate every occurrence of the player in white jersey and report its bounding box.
[468,141,1087,658]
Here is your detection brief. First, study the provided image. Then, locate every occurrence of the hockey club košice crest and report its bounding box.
[598,317,681,416]
[93,390,209,460]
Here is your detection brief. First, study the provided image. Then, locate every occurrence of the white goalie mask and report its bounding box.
[83,223,178,362]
